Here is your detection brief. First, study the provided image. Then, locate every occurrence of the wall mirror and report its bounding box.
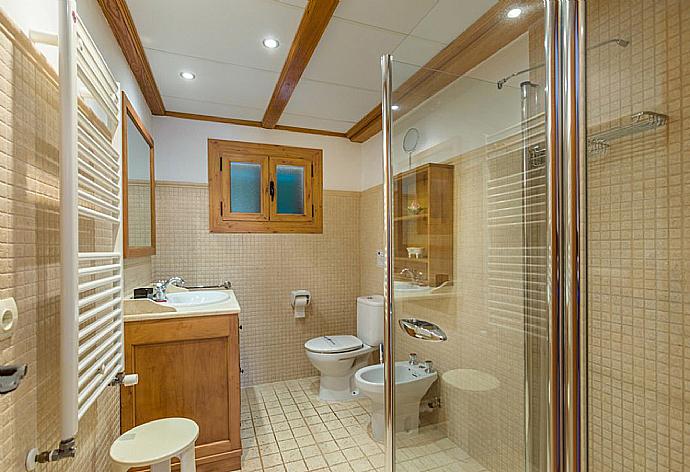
[122,92,156,258]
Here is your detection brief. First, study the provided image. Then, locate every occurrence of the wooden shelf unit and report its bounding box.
[394,163,454,287]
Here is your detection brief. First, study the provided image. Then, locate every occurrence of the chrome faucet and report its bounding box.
[151,276,186,302]
[400,268,425,285]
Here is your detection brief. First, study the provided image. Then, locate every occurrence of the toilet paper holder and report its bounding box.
[290,290,311,308]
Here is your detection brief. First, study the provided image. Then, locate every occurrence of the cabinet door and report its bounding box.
[122,315,241,469]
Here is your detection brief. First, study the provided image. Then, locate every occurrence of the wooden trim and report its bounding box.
[155,180,208,189]
[209,139,323,234]
[97,0,165,115]
[167,111,261,128]
[346,0,543,142]
[165,110,347,138]
[275,123,346,138]
[261,0,339,128]
[122,91,157,258]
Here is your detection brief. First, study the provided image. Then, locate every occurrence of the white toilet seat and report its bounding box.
[305,335,363,355]
[306,343,374,362]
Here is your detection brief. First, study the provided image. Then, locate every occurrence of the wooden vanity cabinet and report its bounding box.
[121,313,241,471]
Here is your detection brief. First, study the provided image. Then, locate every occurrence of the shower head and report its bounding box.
[615,39,630,47]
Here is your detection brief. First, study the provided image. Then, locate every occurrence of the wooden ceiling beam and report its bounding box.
[97,0,166,115]
[165,110,347,138]
[261,0,339,129]
[346,0,543,143]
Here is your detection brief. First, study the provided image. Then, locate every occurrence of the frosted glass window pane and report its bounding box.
[230,162,261,213]
[276,165,304,214]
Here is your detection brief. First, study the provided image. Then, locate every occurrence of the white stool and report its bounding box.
[110,417,199,472]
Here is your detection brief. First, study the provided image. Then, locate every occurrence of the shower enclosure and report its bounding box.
[380,1,688,471]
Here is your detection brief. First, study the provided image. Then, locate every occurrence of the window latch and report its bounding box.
[269,181,275,201]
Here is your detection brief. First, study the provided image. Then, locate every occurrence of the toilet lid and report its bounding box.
[305,335,363,354]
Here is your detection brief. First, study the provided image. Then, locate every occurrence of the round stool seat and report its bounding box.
[110,418,199,467]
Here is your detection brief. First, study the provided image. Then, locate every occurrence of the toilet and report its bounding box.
[305,295,383,401]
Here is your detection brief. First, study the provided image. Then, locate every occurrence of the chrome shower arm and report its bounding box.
[497,37,629,90]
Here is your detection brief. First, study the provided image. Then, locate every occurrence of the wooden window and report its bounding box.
[209,139,323,233]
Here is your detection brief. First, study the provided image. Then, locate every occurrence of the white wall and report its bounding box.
[153,116,364,191]
[360,133,384,191]
[2,0,153,132]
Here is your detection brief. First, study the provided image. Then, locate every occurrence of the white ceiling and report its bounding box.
[126,0,510,133]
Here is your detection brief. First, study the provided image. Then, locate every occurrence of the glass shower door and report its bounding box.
[382,3,550,470]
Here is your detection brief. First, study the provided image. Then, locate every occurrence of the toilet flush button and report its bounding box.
[0,298,18,340]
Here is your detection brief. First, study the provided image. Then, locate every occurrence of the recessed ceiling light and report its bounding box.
[179,71,195,80]
[262,38,280,49]
[391,105,400,111]
[507,7,522,18]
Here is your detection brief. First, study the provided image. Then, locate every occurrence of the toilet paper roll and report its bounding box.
[293,296,308,318]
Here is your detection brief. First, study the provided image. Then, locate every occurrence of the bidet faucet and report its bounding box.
[151,276,186,302]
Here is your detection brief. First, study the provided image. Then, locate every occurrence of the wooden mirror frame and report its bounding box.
[122,92,156,258]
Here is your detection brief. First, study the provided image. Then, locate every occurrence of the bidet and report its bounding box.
[354,361,437,442]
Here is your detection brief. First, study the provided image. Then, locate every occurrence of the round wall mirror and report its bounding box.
[402,127,420,168]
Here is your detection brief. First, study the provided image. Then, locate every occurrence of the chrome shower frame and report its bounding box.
[380,1,587,470]
[380,54,396,472]
[560,1,587,471]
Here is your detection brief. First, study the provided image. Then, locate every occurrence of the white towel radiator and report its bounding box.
[29,0,125,466]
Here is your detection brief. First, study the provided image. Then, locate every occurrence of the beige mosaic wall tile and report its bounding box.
[586,0,690,470]
[123,256,152,294]
[359,186,384,296]
[0,14,119,471]
[152,183,362,387]
[126,181,152,248]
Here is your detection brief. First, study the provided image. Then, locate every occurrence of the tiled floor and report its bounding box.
[240,377,488,472]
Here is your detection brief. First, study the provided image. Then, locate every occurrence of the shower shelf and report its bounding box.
[588,111,668,154]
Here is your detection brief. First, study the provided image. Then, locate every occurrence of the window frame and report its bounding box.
[208,139,323,234]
